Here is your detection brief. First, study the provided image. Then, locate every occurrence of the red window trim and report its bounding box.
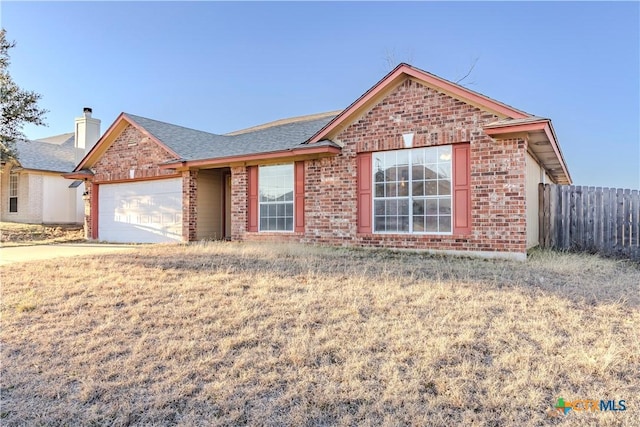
[452,143,472,235]
[294,161,305,233]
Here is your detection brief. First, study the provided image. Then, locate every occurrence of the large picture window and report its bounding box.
[9,171,18,213]
[373,146,452,234]
[259,164,294,231]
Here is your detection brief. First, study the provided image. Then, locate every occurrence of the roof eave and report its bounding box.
[484,120,572,185]
[159,144,341,170]
[63,169,95,180]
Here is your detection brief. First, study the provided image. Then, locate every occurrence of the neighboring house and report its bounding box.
[0,109,101,224]
[69,64,571,260]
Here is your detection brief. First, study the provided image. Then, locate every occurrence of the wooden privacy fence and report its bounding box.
[539,184,640,259]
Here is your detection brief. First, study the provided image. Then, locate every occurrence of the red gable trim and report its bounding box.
[74,112,181,172]
[308,63,529,144]
[484,121,548,135]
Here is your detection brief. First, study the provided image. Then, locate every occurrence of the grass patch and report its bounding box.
[0,222,84,247]
[1,242,638,425]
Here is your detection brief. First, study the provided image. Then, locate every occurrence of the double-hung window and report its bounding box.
[373,146,452,234]
[259,164,294,231]
[9,171,18,213]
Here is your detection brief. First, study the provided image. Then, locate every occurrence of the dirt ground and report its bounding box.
[0,222,84,247]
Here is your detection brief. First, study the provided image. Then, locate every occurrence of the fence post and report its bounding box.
[616,189,624,255]
[571,186,579,250]
[562,185,570,249]
[550,184,558,249]
[632,190,640,258]
[538,183,545,247]
[595,187,603,253]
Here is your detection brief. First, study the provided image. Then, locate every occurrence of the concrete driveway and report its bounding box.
[0,243,140,265]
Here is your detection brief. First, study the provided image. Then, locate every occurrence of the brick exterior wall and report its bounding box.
[92,125,178,182]
[239,79,529,256]
[183,170,198,241]
[230,166,248,240]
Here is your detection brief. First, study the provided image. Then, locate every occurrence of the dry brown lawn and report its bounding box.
[0,222,84,247]
[1,242,638,426]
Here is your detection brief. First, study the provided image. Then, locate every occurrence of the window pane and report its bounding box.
[374,200,385,215]
[285,203,293,216]
[398,199,409,216]
[439,198,452,215]
[439,216,451,233]
[398,164,409,182]
[438,164,451,179]
[439,180,451,196]
[413,165,424,180]
[386,183,397,197]
[426,216,438,232]
[426,199,438,215]
[385,199,397,216]
[426,181,438,196]
[424,166,437,180]
[412,199,425,216]
[386,166,397,181]
[396,150,409,166]
[285,218,293,231]
[425,149,437,164]
[398,181,409,197]
[399,216,409,232]
[413,148,425,166]
[413,216,425,232]
[412,181,424,197]
[375,183,385,197]
[438,145,452,161]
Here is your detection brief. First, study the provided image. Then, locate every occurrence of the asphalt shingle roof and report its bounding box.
[124,113,338,161]
[15,134,77,172]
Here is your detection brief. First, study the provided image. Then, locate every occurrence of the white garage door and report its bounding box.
[99,179,183,243]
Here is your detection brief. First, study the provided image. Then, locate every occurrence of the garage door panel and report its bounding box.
[99,179,183,243]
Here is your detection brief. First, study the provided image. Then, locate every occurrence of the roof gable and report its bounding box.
[75,113,180,171]
[308,63,530,144]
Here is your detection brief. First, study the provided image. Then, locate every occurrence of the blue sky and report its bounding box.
[1,1,639,189]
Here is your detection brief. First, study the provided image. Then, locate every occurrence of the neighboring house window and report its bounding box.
[373,146,452,233]
[258,164,294,231]
[9,171,18,213]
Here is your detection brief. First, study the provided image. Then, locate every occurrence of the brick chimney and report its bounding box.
[74,107,101,165]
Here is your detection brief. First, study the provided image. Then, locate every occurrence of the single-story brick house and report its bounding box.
[1,109,101,224]
[68,63,571,260]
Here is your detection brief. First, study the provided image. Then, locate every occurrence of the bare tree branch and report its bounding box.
[455,57,480,86]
